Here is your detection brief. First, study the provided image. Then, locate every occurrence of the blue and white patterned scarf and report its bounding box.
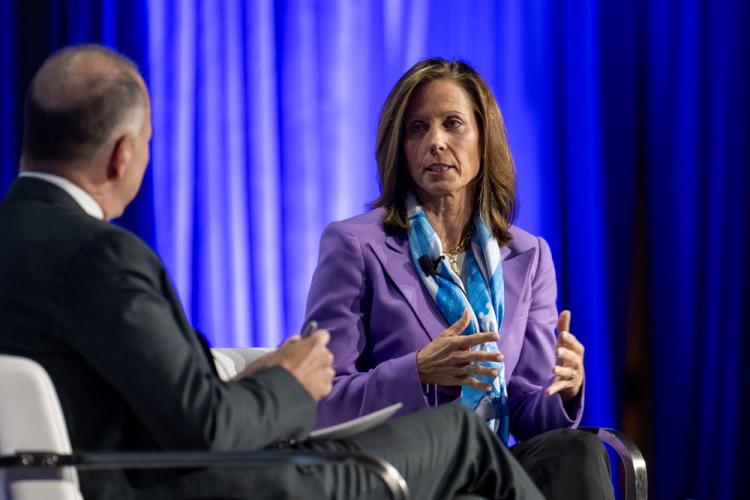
[407,194,510,444]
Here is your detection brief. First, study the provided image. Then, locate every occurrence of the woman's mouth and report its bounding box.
[425,163,454,173]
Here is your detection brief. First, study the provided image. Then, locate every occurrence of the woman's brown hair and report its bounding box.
[372,58,517,246]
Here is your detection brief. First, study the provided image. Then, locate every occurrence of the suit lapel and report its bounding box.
[499,246,536,336]
[369,232,537,340]
[369,233,446,341]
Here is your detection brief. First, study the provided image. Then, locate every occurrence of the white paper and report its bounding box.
[309,403,403,440]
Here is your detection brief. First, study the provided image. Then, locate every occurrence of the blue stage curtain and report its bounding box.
[1,2,748,498]
[639,1,750,498]
[0,0,17,191]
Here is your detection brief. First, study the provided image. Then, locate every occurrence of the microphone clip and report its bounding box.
[418,255,444,277]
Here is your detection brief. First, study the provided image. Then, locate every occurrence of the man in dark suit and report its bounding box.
[0,45,544,499]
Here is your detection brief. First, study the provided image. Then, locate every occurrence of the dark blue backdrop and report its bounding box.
[2,2,748,498]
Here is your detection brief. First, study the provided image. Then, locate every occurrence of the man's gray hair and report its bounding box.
[22,44,146,163]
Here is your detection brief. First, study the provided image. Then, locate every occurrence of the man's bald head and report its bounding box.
[22,45,147,165]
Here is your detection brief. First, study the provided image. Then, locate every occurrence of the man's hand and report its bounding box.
[416,310,504,391]
[232,330,335,401]
[546,310,585,402]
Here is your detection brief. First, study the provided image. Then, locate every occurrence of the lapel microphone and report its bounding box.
[420,254,465,293]
[418,255,444,277]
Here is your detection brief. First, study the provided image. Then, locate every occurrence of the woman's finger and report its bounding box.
[470,365,499,378]
[452,349,504,363]
[456,331,499,348]
[447,364,498,378]
[557,310,571,334]
[558,330,584,355]
[555,347,582,369]
[546,378,573,396]
[552,365,577,380]
[461,377,493,391]
[440,310,471,338]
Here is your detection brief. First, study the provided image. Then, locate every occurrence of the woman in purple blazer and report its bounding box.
[304,58,613,500]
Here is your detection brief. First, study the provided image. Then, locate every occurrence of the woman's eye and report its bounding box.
[408,121,427,133]
[445,118,462,129]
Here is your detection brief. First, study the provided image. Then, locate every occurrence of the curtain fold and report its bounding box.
[0,0,16,191]
[643,1,750,497]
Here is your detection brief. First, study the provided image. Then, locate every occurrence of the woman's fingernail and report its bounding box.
[491,369,498,376]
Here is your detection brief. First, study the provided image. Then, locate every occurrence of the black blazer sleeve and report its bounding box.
[61,229,316,451]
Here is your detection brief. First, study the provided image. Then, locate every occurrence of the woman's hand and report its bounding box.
[416,310,504,391]
[546,310,585,402]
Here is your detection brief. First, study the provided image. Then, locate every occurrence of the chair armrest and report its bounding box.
[579,427,647,500]
[0,449,409,500]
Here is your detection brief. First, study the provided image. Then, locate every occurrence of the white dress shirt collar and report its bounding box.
[19,171,105,220]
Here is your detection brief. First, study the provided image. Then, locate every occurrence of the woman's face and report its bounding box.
[403,78,481,203]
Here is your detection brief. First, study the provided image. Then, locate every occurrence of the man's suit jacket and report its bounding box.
[0,178,316,497]
[304,208,583,441]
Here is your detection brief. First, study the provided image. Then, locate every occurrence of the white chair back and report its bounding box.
[0,349,272,499]
[0,355,81,499]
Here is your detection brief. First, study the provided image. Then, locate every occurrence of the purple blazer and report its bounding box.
[304,208,583,441]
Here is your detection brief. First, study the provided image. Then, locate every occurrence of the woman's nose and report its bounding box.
[428,128,447,153]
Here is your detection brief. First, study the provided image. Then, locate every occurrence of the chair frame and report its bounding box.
[0,449,409,500]
[580,426,647,500]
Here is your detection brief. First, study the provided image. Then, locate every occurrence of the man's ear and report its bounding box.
[107,134,135,180]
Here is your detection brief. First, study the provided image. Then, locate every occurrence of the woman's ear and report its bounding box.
[107,134,135,180]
